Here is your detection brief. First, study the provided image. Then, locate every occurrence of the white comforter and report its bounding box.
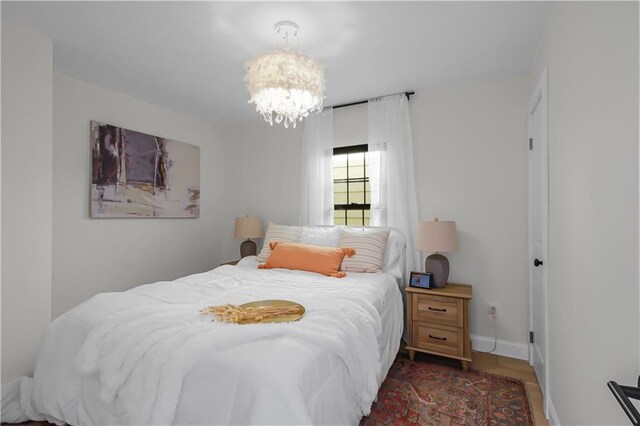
[2,257,403,425]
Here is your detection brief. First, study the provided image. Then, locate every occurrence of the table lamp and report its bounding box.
[234,215,263,258]
[416,218,459,288]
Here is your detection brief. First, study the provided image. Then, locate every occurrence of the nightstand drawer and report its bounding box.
[413,294,463,327]
[413,322,463,357]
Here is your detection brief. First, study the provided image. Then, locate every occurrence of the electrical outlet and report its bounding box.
[488,304,497,322]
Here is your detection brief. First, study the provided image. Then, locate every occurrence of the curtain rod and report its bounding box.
[329,91,415,110]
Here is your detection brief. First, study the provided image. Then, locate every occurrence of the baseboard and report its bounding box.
[547,394,560,425]
[471,334,529,360]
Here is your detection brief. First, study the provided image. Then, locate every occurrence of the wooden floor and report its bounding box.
[14,351,548,426]
[472,351,548,425]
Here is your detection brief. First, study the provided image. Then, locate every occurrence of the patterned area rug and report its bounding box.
[361,355,533,425]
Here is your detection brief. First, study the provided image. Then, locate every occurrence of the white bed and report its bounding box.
[2,252,404,425]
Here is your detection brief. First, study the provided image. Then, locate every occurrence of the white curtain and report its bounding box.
[368,94,420,278]
[299,108,334,226]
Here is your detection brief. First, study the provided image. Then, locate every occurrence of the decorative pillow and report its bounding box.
[258,242,355,278]
[256,223,302,262]
[299,226,341,247]
[338,229,390,273]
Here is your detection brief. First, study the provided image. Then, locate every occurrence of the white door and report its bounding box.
[528,68,549,418]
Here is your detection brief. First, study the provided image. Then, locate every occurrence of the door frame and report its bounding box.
[527,67,550,419]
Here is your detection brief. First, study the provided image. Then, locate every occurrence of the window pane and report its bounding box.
[333,147,369,228]
[333,166,347,180]
[333,154,348,180]
[333,154,347,168]
[347,210,365,227]
[350,191,364,204]
[349,165,365,179]
[350,162,364,179]
[348,152,365,179]
[334,182,347,204]
[347,217,364,226]
[350,182,365,204]
[348,152,365,166]
[365,182,370,204]
[363,217,370,226]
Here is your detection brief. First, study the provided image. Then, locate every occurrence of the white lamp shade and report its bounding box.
[416,220,459,252]
[234,216,263,239]
[245,50,324,128]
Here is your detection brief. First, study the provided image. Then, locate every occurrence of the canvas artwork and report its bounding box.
[91,121,200,218]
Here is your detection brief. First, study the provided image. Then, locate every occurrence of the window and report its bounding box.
[333,144,370,226]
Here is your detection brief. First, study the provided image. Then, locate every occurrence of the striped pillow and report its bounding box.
[256,223,302,262]
[338,229,390,273]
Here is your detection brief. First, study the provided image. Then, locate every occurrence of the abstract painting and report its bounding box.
[91,121,200,218]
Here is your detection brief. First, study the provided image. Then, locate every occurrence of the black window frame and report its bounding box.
[333,144,370,226]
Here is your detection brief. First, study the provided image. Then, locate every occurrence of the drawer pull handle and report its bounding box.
[429,334,447,341]
[428,307,447,312]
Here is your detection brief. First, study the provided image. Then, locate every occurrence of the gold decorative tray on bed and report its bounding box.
[201,300,305,324]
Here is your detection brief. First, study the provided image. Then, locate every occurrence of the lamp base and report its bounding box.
[425,253,449,288]
[240,239,257,258]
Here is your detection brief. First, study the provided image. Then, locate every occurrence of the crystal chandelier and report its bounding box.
[245,21,324,128]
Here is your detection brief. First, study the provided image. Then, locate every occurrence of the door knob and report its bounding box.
[534,258,543,267]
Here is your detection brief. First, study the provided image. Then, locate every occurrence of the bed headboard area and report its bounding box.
[259,224,407,285]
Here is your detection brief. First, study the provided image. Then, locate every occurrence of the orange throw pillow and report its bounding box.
[258,242,355,278]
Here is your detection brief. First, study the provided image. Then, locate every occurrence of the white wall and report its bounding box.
[52,74,228,317]
[411,75,532,349]
[1,24,53,383]
[532,2,639,424]
[220,121,303,262]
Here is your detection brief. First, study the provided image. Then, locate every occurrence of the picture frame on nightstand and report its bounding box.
[409,271,432,289]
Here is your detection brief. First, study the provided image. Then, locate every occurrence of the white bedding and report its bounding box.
[2,256,403,425]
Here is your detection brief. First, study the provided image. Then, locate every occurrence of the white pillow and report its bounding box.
[299,226,341,247]
[338,228,390,273]
[382,230,406,282]
[256,223,302,262]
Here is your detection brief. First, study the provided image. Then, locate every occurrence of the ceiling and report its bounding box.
[2,1,550,125]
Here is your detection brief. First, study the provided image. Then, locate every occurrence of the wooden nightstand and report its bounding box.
[406,283,472,371]
[220,260,240,266]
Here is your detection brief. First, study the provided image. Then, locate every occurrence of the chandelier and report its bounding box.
[245,21,325,128]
